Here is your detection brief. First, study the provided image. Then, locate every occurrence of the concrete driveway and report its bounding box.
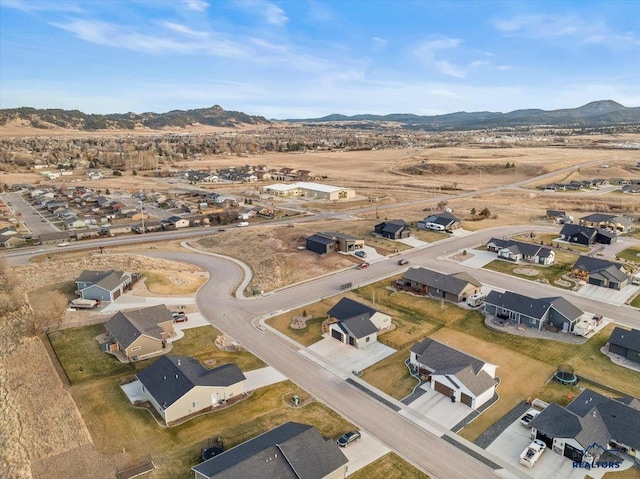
[305,335,395,373]
[358,245,386,261]
[458,250,497,269]
[576,284,639,305]
[338,430,391,476]
[101,294,196,313]
[120,380,145,404]
[243,367,287,391]
[401,385,470,430]
[397,236,429,248]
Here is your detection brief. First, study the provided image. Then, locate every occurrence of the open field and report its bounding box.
[349,452,429,479]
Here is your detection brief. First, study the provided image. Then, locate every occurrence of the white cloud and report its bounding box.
[182,0,209,12]
[50,19,247,57]
[161,22,208,38]
[236,1,288,26]
[498,65,512,71]
[435,61,466,78]
[1,0,81,13]
[372,36,388,50]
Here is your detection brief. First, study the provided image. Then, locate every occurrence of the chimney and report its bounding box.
[178,359,181,366]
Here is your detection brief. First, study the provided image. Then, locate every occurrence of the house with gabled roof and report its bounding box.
[409,338,498,409]
[137,355,246,425]
[305,232,364,255]
[374,219,411,239]
[399,267,482,303]
[528,389,640,463]
[192,421,348,479]
[326,297,391,349]
[484,290,585,332]
[608,327,640,364]
[38,230,71,245]
[487,238,555,265]
[579,213,634,232]
[75,269,133,301]
[546,210,567,223]
[104,304,175,361]
[572,256,630,290]
[559,224,598,246]
[419,211,461,232]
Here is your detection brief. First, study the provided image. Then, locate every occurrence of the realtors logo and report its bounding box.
[572,443,623,470]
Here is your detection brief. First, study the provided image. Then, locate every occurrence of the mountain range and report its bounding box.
[0,100,638,132]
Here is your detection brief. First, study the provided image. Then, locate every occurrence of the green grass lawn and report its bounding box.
[265,298,338,346]
[73,379,353,479]
[616,246,640,264]
[631,294,640,309]
[361,346,418,400]
[349,452,429,479]
[482,250,579,289]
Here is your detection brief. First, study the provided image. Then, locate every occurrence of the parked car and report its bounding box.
[397,259,409,265]
[173,315,188,323]
[519,410,540,427]
[354,250,367,258]
[337,431,361,447]
[357,262,370,269]
[519,439,546,468]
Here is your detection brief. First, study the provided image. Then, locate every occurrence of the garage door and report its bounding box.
[434,380,454,398]
[564,443,584,461]
[461,392,473,407]
[535,431,553,448]
[331,328,344,342]
[113,289,121,299]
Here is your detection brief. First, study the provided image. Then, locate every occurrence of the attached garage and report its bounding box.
[535,430,553,449]
[331,328,344,342]
[433,380,454,398]
[113,289,122,300]
[461,392,473,407]
[564,443,584,461]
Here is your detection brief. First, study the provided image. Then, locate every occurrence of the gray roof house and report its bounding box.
[306,231,364,254]
[327,297,391,349]
[192,422,348,479]
[579,213,634,232]
[399,267,482,303]
[528,389,640,463]
[419,211,461,232]
[559,224,598,246]
[75,269,133,301]
[409,338,498,409]
[137,355,246,426]
[374,219,411,239]
[104,304,175,361]
[484,290,584,332]
[572,256,630,290]
[487,238,555,265]
[608,327,640,364]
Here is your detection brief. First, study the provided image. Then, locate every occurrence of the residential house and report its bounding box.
[38,231,71,245]
[75,269,133,301]
[608,327,640,364]
[326,297,391,349]
[419,211,461,232]
[105,224,134,236]
[559,224,598,246]
[164,215,191,229]
[374,219,411,239]
[409,338,498,409]
[104,304,174,361]
[622,184,640,194]
[399,267,482,303]
[0,227,18,236]
[1,235,26,248]
[579,213,634,233]
[484,290,585,332]
[305,232,364,255]
[572,256,630,290]
[528,389,640,463]
[137,355,246,425]
[192,422,348,479]
[486,238,555,265]
[546,210,568,223]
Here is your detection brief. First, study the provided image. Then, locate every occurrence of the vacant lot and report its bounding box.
[350,452,429,479]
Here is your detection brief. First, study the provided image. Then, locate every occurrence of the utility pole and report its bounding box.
[140,200,145,234]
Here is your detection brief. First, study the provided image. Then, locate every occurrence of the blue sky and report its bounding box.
[1,0,638,118]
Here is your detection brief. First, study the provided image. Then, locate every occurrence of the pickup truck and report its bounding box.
[519,439,546,468]
[519,409,540,427]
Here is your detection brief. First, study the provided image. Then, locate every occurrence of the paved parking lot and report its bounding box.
[337,430,390,476]
[305,335,396,373]
[400,385,471,430]
[576,283,639,305]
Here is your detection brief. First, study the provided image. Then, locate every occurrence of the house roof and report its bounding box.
[76,269,129,292]
[546,210,566,217]
[403,267,481,295]
[376,219,409,234]
[327,297,377,321]
[541,296,585,321]
[560,224,598,240]
[498,240,554,258]
[137,355,245,409]
[572,256,628,283]
[596,228,617,239]
[531,389,640,451]
[424,211,460,226]
[411,338,496,396]
[38,231,71,242]
[317,231,360,241]
[485,290,551,320]
[338,316,378,339]
[192,421,348,479]
[609,327,640,352]
[105,304,173,349]
[581,213,632,225]
[306,234,336,246]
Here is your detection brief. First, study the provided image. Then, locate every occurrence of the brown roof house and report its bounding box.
[104,305,175,361]
[410,338,498,409]
[75,269,133,301]
[398,267,482,303]
[137,355,246,425]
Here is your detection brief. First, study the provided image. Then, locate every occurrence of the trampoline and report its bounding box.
[555,365,578,385]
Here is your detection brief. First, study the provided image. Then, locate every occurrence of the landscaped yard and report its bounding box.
[265,298,339,346]
[349,452,429,479]
[72,379,353,479]
[482,250,579,289]
[512,232,559,245]
[616,246,640,264]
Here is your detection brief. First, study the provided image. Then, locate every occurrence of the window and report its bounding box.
[131,346,141,352]
[192,401,199,408]
[366,337,370,342]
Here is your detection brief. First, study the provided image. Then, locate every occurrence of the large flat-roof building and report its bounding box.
[262,182,355,201]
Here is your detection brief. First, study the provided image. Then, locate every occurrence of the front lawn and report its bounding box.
[631,294,640,309]
[265,298,338,347]
[616,246,640,264]
[361,346,418,400]
[349,452,429,479]
[73,379,353,479]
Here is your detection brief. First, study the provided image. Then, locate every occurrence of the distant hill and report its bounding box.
[286,100,640,130]
[0,105,270,131]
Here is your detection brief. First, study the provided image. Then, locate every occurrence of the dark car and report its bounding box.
[397,259,409,265]
[337,431,361,447]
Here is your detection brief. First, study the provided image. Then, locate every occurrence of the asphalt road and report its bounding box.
[1,192,59,236]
